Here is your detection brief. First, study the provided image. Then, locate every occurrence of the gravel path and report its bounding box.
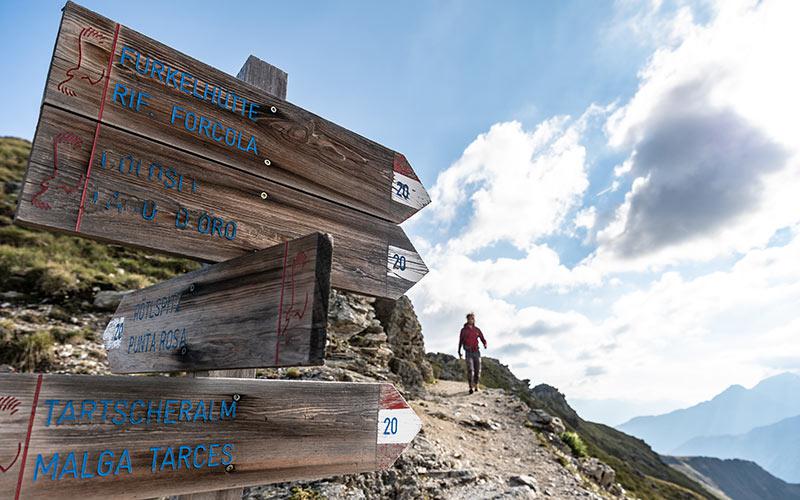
[411,380,605,499]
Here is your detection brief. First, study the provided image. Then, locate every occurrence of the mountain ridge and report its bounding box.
[673,414,800,483]
[662,456,800,500]
[618,372,800,453]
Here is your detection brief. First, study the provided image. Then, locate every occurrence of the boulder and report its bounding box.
[328,291,374,336]
[527,409,566,435]
[579,457,616,489]
[510,474,539,491]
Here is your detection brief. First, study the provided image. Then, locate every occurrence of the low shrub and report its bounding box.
[561,431,589,458]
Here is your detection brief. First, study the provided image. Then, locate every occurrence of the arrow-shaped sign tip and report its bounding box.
[376,383,422,470]
[392,153,431,216]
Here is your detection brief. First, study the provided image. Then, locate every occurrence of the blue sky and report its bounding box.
[2,0,799,426]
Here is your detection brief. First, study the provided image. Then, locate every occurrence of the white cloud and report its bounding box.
[584,225,800,404]
[428,116,591,254]
[592,0,800,270]
[574,206,597,231]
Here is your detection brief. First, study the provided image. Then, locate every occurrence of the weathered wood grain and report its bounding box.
[0,374,421,499]
[181,54,291,500]
[41,2,428,224]
[14,105,427,299]
[103,233,331,374]
[235,56,288,102]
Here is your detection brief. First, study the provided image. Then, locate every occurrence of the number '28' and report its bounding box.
[395,181,410,200]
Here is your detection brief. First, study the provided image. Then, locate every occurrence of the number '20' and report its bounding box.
[392,254,407,271]
[383,416,398,435]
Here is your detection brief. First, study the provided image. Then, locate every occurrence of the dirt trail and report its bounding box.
[406,380,605,499]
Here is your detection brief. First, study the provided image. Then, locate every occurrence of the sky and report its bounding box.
[2,0,799,426]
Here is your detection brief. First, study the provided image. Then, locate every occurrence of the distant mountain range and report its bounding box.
[617,372,800,453]
[673,415,800,483]
[663,456,800,500]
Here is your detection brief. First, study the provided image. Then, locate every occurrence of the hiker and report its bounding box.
[458,312,487,394]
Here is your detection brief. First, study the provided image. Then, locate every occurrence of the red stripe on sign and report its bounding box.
[274,240,290,365]
[15,374,43,500]
[380,384,409,410]
[392,153,419,181]
[377,443,407,470]
[75,22,121,232]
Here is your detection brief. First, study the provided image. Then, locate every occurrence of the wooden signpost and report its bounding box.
[15,105,426,299]
[39,2,430,225]
[9,3,428,497]
[104,232,331,374]
[0,374,422,499]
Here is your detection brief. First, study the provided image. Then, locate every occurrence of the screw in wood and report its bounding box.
[189,283,195,293]
[269,105,278,113]
[263,159,271,166]
[225,464,235,473]
[180,346,187,356]
[233,393,241,402]
[260,192,269,200]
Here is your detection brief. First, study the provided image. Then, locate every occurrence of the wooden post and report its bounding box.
[182,55,289,500]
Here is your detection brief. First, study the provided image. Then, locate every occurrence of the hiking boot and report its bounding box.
[469,388,474,394]
[475,386,480,392]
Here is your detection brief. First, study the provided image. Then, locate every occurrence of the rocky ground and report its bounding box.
[245,381,624,500]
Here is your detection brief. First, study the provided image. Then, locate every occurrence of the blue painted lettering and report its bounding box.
[192,444,206,468]
[112,83,130,107]
[97,450,114,477]
[112,400,128,425]
[248,103,260,121]
[45,399,59,427]
[33,453,59,481]
[80,400,96,421]
[80,451,95,479]
[220,400,237,420]
[59,452,78,480]
[160,446,176,471]
[207,443,220,467]
[56,400,76,426]
[149,447,162,472]
[150,60,165,82]
[115,449,132,475]
[119,46,136,67]
[221,443,234,465]
[178,445,192,469]
[164,399,178,424]
[141,200,157,221]
[130,400,145,424]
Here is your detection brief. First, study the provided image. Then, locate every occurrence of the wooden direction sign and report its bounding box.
[103,232,331,374]
[0,374,422,499]
[15,105,427,299]
[40,2,430,224]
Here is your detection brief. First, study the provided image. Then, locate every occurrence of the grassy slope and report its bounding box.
[427,353,714,499]
[0,137,198,369]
